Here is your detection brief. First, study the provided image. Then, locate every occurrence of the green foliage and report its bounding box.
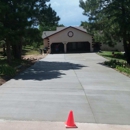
[98,51,125,61]
[0,40,5,46]
[0,0,60,62]
[104,60,122,68]
[22,45,40,55]
[79,0,130,64]
[39,4,60,32]
[79,0,122,46]
[98,51,130,75]
[104,59,130,75]
[32,42,40,49]
[0,65,16,76]
[24,28,43,48]
[116,66,130,75]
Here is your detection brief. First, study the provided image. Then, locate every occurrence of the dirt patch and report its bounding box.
[0,78,6,86]
[0,54,47,86]
[22,54,46,61]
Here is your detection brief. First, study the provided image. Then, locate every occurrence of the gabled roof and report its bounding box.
[42,26,88,39]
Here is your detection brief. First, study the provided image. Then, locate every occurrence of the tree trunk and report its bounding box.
[12,38,22,59]
[6,41,11,64]
[3,44,6,56]
[123,39,130,64]
[12,44,22,59]
[121,0,130,64]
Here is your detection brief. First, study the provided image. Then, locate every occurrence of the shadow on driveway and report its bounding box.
[14,61,87,80]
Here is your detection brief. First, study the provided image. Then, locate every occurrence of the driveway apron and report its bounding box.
[0,53,130,125]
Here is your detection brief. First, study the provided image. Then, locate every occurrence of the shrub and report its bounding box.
[0,65,16,76]
[104,59,130,75]
[104,59,129,68]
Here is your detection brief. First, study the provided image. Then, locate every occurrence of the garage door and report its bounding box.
[51,43,64,53]
[67,42,90,53]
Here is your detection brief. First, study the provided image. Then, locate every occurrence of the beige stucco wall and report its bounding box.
[101,42,124,51]
[44,27,92,53]
[43,39,48,48]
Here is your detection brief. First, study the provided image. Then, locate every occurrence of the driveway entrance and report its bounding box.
[0,53,130,125]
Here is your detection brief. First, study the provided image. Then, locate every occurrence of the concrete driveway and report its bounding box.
[0,53,130,125]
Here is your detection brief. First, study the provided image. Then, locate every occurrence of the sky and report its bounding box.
[48,0,88,26]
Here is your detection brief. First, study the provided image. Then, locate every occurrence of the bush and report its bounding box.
[104,59,129,68]
[0,65,16,76]
[104,59,130,75]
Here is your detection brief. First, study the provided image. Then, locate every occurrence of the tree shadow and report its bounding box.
[97,62,116,70]
[14,61,87,80]
[97,62,108,67]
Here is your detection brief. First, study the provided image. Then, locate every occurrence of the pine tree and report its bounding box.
[0,0,60,63]
[79,0,130,64]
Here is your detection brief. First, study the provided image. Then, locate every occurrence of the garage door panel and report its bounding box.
[67,42,90,53]
[51,43,64,53]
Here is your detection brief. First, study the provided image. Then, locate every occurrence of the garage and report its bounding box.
[67,42,90,53]
[51,43,64,53]
[42,26,93,53]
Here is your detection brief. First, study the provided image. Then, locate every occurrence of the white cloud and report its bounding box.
[51,1,60,7]
[48,0,88,26]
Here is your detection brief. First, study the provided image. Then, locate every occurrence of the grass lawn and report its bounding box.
[98,51,125,62]
[97,51,130,76]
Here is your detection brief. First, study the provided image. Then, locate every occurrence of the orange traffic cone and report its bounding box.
[65,110,77,128]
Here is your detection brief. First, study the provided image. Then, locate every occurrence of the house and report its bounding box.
[42,26,124,53]
[42,26,93,53]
